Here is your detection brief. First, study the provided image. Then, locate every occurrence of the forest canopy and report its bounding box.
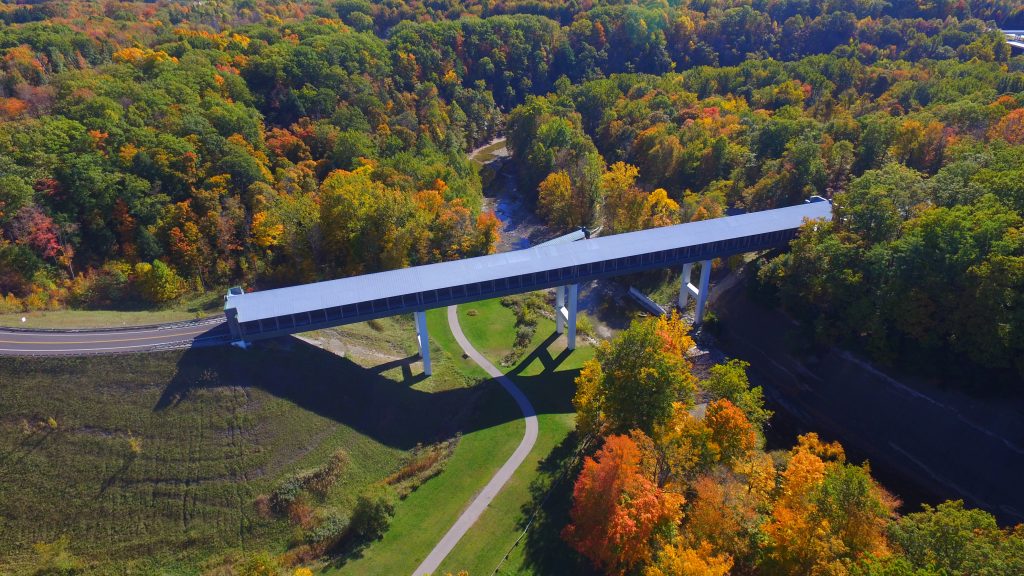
[0,0,1022,379]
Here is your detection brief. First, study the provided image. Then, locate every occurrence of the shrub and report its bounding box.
[576,313,594,338]
[133,260,185,303]
[237,551,282,576]
[31,536,82,576]
[0,292,22,313]
[253,495,272,519]
[385,437,459,496]
[288,499,316,529]
[350,484,397,541]
[269,449,349,515]
[270,475,306,514]
[515,325,533,348]
[306,449,349,496]
[127,431,142,456]
[304,513,350,547]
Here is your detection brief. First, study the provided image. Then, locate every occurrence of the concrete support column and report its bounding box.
[694,260,712,326]
[414,310,432,376]
[225,307,242,342]
[555,285,566,334]
[679,262,693,309]
[567,284,579,350]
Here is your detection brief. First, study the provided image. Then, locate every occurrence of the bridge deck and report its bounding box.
[225,200,831,340]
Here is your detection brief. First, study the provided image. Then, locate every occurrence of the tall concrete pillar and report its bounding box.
[694,260,712,326]
[555,285,565,334]
[414,310,432,376]
[225,306,242,342]
[679,262,693,309]
[567,284,579,350]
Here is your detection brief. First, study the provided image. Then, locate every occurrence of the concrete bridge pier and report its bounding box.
[678,260,713,326]
[555,286,565,334]
[566,284,578,350]
[414,310,432,376]
[554,285,579,350]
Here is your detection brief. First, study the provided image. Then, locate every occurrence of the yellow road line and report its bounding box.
[0,328,211,345]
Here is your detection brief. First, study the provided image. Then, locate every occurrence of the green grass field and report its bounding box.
[0,292,225,328]
[0,295,595,575]
[0,316,483,575]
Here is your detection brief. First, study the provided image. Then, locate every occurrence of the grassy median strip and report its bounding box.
[0,293,224,329]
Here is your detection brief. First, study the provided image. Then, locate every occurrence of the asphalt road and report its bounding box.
[0,317,231,356]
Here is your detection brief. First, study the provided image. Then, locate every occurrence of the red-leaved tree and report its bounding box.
[563,432,684,575]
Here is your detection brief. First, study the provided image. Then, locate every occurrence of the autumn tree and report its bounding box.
[537,171,575,228]
[764,434,895,575]
[320,166,415,274]
[645,540,733,576]
[989,108,1024,145]
[705,399,758,466]
[702,359,772,433]
[683,473,765,568]
[563,432,685,575]
[602,162,647,234]
[573,312,697,438]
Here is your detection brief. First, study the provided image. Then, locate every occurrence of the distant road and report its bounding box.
[0,317,231,356]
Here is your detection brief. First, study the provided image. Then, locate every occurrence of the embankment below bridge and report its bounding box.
[714,272,1024,525]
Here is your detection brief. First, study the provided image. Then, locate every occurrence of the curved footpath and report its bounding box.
[412,305,539,576]
[0,316,230,355]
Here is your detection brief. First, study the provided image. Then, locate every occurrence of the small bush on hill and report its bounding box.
[350,484,398,541]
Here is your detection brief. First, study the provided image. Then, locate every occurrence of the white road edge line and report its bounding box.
[0,319,223,337]
[0,341,194,353]
[412,306,539,576]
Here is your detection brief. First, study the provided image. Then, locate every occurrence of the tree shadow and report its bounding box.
[485,331,596,574]
[0,427,55,482]
[512,430,597,575]
[97,455,134,496]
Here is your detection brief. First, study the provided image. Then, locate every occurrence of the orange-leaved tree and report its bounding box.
[645,540,733,576]
[764,433,895,574]
[563,432,685,575]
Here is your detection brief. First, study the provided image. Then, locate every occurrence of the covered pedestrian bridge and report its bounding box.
[224,198,832,374]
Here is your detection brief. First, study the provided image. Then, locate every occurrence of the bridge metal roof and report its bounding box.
[227,200,831,324]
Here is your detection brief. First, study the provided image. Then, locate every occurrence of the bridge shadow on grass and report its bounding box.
[154,335,572,451]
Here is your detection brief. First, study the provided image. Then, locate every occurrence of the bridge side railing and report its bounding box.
[230,227,800,341]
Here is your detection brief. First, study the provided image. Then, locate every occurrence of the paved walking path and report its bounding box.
[412,305,539,576]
